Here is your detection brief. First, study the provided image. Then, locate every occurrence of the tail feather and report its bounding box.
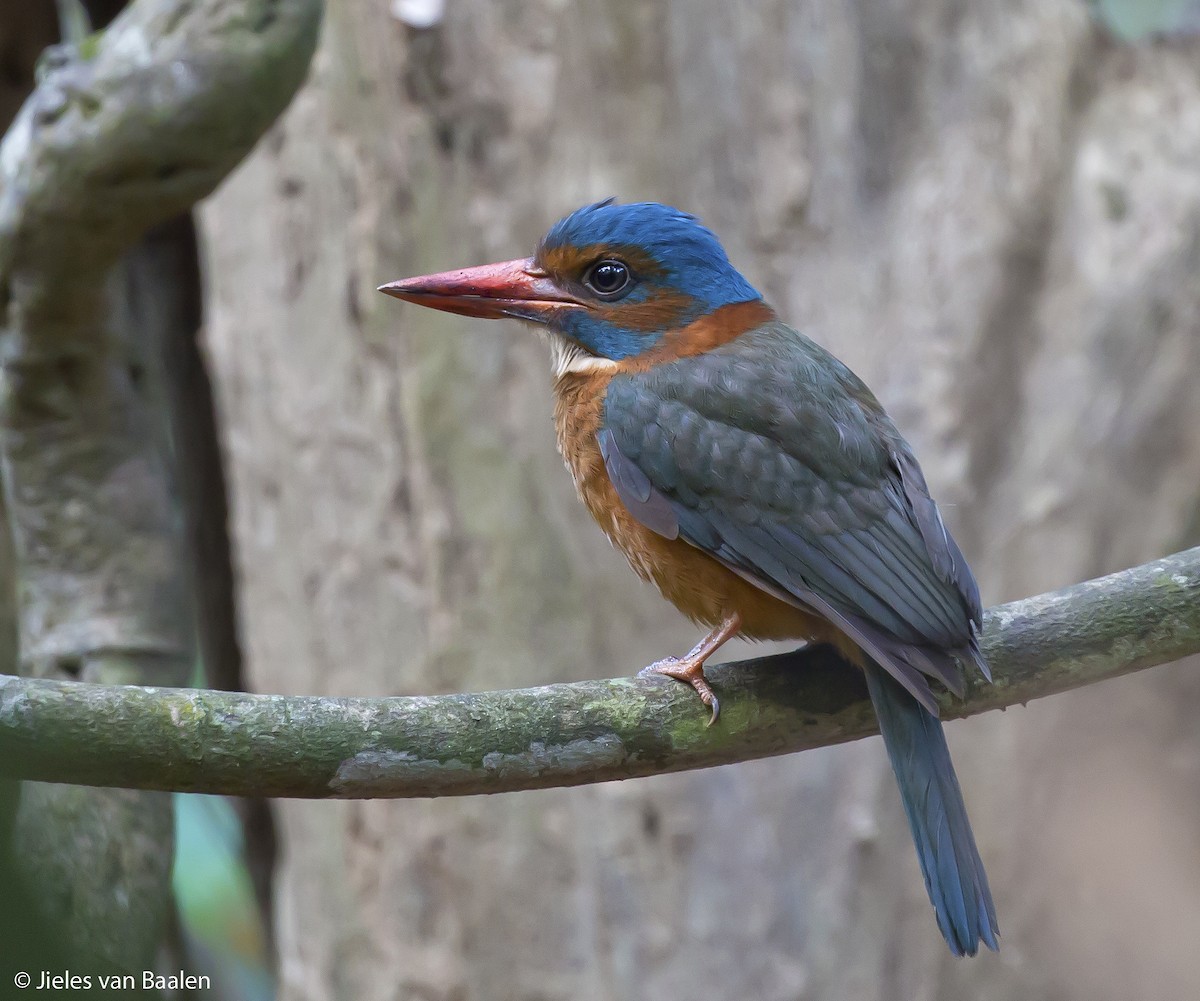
[863,659,999,956]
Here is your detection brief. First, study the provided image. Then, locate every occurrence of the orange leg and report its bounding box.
[638,613,742,726]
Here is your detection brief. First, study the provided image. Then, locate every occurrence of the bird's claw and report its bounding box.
[639,656,720,726]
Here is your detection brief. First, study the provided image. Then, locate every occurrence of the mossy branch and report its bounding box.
[1,547,1197,799]
[1,0,323,335]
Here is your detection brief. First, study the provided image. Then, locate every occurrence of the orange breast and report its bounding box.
[553,369,846,649]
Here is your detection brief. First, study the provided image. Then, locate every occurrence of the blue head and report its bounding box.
[380,201,764,363]
[534,201,762,360]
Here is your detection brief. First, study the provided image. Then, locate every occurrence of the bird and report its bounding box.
[379,199,999,957]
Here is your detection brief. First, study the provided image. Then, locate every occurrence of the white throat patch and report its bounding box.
[546,332,619,379]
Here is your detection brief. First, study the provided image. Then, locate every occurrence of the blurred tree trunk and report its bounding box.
[1,0,180,974]
[202,1,1200,998]
[1,0,319,978]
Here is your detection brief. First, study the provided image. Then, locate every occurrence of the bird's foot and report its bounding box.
[639,656,720,726]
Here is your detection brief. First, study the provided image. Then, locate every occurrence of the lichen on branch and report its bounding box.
[1,546,1197,800]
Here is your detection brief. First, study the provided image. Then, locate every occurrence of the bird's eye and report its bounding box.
[584,259,632,298]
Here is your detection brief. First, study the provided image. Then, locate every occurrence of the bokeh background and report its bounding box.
[5,1,1200,999]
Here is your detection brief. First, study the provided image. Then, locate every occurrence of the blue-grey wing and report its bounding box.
[599,320,986,713]
[597,427,679,539]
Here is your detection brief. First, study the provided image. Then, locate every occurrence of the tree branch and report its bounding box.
[1,0,323,338]
[1,546,1197,799]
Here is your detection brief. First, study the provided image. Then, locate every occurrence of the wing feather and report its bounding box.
[600,320,986,710]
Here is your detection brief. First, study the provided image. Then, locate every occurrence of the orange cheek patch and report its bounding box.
[620,301,777,371]
[595,290,695,332]
[536,244,588,276]
[535,243,690,333]
[533,243,765,352]
[536,243,669,281]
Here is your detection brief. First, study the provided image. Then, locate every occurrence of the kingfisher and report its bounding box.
[379,200,999,957]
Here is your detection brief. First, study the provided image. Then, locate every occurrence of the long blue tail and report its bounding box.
[863,660,999,956]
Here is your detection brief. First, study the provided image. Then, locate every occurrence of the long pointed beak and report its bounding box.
[378,257,583,324]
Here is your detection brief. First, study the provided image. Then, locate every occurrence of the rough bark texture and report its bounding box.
[201,2,1200,998]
